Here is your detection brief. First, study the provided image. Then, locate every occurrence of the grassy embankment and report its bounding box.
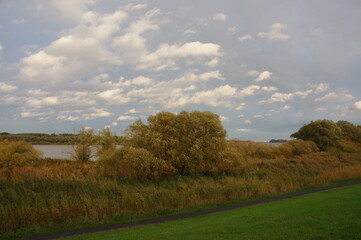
[1,152,361,239]
[65,182,361,240]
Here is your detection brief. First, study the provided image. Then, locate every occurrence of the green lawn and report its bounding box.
[65,184,361,240]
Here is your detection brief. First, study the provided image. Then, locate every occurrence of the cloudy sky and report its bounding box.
[0,0,361,141]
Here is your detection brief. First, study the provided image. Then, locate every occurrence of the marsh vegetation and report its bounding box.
[1,111,361,239]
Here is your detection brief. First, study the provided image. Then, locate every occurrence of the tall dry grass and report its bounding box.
[1,152,361,238]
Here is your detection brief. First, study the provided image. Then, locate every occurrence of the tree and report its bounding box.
[121,111,230,175]
[71,127,95,162]
[96,127,117,157]
[336,120,361,144]
[291,120,343,151]
[0,140,41,167]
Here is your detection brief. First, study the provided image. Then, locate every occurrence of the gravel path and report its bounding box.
[20,180,361,240]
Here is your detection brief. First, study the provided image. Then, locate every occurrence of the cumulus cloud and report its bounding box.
[353,101,361,110]
[83,108,113,119]
[258,23,290,40]
[260,90,313,104]
[315,92,355,102]
[121,76,153,87]
[238,85,261,98]
[213,13,226,21]
[18,10,127,86]
[237,128,251,132]
[315,83,330,93]
[255,71,272,82]
[235,103,246,110]
[0,82,17,92]
[117,115,138,121]
[0,42,2,52]
[165,85,236,109]
[238,34,252,42]
[227,27,238,35]
[21,111,47,118]
[206,57,219,67]
[137,41,222,71]
[98,89,130,104]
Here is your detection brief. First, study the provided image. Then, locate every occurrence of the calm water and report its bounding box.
[33,142,285,160]
[33,145,97,160]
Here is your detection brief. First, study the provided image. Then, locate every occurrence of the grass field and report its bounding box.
[65,183,361,240]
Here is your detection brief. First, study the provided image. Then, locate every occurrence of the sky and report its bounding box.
[0,0,361,141]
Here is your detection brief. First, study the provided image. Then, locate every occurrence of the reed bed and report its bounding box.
[1,153,361,239]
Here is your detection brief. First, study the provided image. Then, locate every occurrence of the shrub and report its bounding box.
[71,127,95,162]
[99,147,176,179]
[336,140,361,153]
[96,127,117,158]
[0,140,41,167]
[286,139,319,155]
[122,111,229,175]
[291,120,343,150]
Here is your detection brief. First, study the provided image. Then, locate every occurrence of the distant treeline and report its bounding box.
[0,132,121,145]
[0,132,76,144]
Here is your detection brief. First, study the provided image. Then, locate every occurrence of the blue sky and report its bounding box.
[0,0,361,141]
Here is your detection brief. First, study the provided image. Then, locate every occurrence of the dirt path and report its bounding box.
[20,180,361,240]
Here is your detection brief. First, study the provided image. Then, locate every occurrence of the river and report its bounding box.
[33,145,97,160]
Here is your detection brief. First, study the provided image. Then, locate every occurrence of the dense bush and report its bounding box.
[291,119,361,151]
[0,140,41,167]
[98,147,176,179]
[121,111,234,175]
[285,139,319,155]
[291,120,343,150]
[71,128,95,162]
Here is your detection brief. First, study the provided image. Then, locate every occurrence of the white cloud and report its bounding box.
[165,85,236,109]
[237,128,251,132]
[238,34,252,42]
[18,9,127,86]
[124,3,147,11]
[353,101,361,110]
[117,115,137,121]
[98,89,130,104]
[258,23,290,40]
[137,41,222,71]
[315,83,330,93]
[57,115,80,121]
[0,82,17,92]
[261,86,277,92]
[206,57,219,67]
[283,105,291,110]
[112,122,118,126]
[21,111,47,118]
[315,107,327,112]
[83,108,113,119]
[0,42,3,52]
[255,71,272,82]
[235,103,246,110]
[219,116,228,122]
[121,76,153,86]
[238,85,261,98]
[315,92,355,102]
[244,120,252,124]
[260,90,313,104]
[38,0,99,23]
[213,13,226,21]
[227,27,238,35]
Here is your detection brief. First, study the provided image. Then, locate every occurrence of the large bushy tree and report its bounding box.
[122,111,229,175]
[291,120,344,150]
